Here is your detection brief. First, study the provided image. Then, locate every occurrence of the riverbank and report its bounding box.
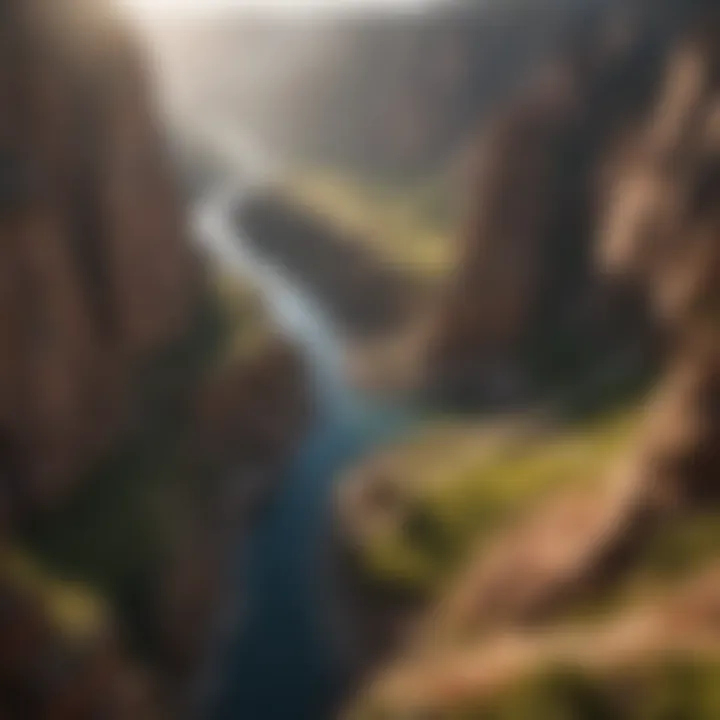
[238,190,425,341]
[190,181,422,720]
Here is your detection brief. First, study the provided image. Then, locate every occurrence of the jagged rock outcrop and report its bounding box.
[423,1,716,409]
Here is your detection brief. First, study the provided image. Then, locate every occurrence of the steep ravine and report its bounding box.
[197,186,416,720]
[238,191,422,341]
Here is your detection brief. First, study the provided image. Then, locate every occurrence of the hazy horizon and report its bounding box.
[119,0,445,17]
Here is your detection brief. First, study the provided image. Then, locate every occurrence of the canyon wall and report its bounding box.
[425,0,717,410]
[0,0,201,512]
[0,2,309,717]
[342,3,720,718]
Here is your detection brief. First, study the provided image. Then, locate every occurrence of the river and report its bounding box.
[195,184,413,720]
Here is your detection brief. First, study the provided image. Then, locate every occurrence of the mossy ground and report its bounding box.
[346,404,720,719]
[285,168,456,281]
[0,546,109,644]
[445,659,720,720]
[354,410,640,595]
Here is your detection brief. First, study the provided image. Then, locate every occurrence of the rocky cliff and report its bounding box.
[425,0,720,413]
[341,3,720,718]
[0,2,309,717]
[0,0,202,511]
[424,0,695,410]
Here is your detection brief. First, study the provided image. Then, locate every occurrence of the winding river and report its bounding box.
[195,185,412,720]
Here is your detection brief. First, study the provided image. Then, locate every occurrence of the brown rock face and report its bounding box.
[0,0,201,510]
[195,340,310,468]
[346,18,720,716]
[0,3,313,715]
[424,1,713,409]
[363,563,720,717]
[603,16,720,505]
[420,7,720,641]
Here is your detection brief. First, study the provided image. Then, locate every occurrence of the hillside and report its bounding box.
[338,3,720,717]
[0,2,310,716]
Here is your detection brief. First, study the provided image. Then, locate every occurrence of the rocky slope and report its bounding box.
[0,0,202,511]
[0,2,309,717]
[340,3,720,717]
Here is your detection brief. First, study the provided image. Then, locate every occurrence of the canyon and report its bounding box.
[2,0,720,719]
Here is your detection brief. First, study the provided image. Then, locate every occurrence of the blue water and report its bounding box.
[213,403,408,720]
[196,188,412,719]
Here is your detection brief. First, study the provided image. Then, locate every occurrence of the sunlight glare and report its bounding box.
[118,0,433,16]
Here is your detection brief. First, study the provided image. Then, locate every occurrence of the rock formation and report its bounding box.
[423,1,712,409]
[353,563,720,717]
[0,2,310,717]
[343,4,720,717]
[428,0,720,635]
[0,0,202,512]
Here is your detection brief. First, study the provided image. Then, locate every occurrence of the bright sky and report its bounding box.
[120,0,436,16]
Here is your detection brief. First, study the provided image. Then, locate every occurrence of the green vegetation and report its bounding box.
[22,414,188,653]
[0,546,109,644]
[443,659,720,719]
[638,514,720,580]
[354,411,639,595]
[347,408,720,720]
[353,403,720,612]
[20,274,270,655]
[565,511,720,624]
[212,272,273,366]
[285,168,456,280]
